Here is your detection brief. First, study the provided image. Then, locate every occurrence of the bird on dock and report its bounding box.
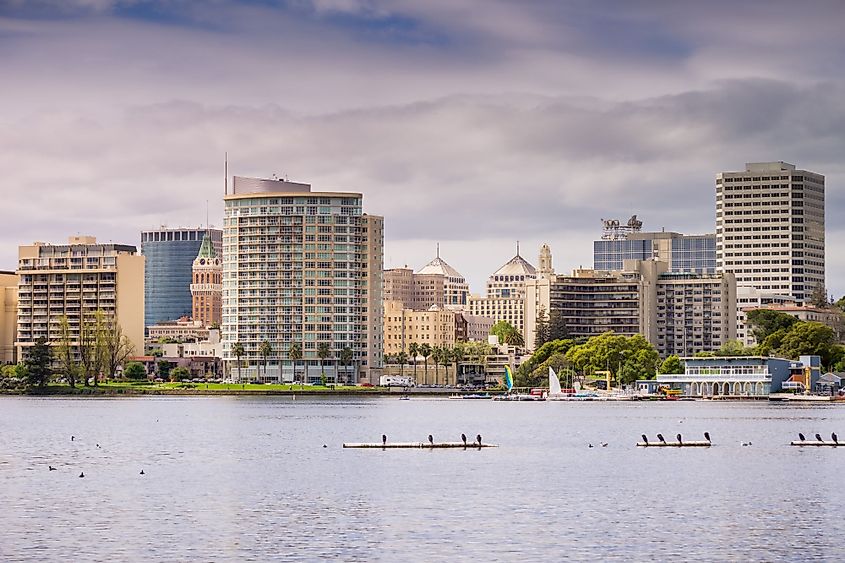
[48,465,57,471]
[676,433,682,445]
[641,434,649,445]
[382,434,387,446]
[140,470,145,475]
[704,432,711,443]
[476,434,482,446]
[78,472,84,478]
[815,433,823,442]
[461,433,467,446]
[428,434,434,446]
[799,433,806,442]
[832,432,838,444]
[657,434,666,444]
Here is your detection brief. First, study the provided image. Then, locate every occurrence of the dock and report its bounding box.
[637,441,711,447]
[790,441,841,447]
[343,442,497,449]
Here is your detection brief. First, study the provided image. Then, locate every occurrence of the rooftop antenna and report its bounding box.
[436,242,440,259]
[516,240,520,257]
[224,152,228,195]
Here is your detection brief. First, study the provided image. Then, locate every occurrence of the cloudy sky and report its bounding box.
[2,0,844,295]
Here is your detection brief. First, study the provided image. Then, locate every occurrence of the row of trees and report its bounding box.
[229,340,356,384]
[533,307,568,348]
[384,341,493,385]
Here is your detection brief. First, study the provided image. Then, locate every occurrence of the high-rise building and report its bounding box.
[594,218,716,274]
[190,233,222,328]
[15,236,145,360]
[468,245,537,339]
[716,161,825,303]
[222,176,383,384]
[140,227,222,327]
[0,271,18,363]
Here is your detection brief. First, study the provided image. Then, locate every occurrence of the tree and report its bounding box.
[157,359,172,380]
[259,340,272,382]
[439,347,452,385]
[78,311,98,387]
[289,343,302,386]
[565,331,659,386]
[123,362,147,381]
[491,320,524,347]
[55,315,77,388]
[419,343,432,385]
[810,283,829,308]
[534,308,550,349]
[408,342,420,382]
[24,337,53,389]
[317,342,331,383]
[231,341,245,383]
[451,342,466,387]
[170,366,190,382]
[340,347,354,384]
[517,339,577,380]
[101,316,135,382]
[714,340,755,357]
[659,355,684,375]
[396,351,408,377]
[745,309,799,344]
[775,321,840,367]
[548,310,568,342]
[516,352,572,388]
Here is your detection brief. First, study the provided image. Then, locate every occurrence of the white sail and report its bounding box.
[549,367,562,396]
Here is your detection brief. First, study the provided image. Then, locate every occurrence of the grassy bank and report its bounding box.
[0,381,395,396]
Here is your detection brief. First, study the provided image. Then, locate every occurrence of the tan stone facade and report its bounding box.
[0,272,18,363]
[383,300,457,355]
[190,234,222,327]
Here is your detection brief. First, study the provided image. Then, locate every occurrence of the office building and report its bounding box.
[141,227,222,327]
[716,161,825,303]
[383,300,494,359]
[383,249,469,310]
[190,233,222,327]
[222,175,383,384]
[15,236,145,360]
[0,271,18,363]
[468,246,537,340]
[594,217,716,274]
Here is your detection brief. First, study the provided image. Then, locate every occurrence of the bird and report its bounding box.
[588,443,594,448]
[48,465,57,471]
[428,434,434,446]
[601,442,608,448]
[461,433,467,446]
[832,432,838,444]
[476,434,482,446]
[641,434,649,445]
[96,444,100,449]
[657,433,666,444]
[382,434,387,446]
[704,432,711,443]
[71,436,75,442]
[741,441,752,447]
[322,444,327,448]
[816,433,823,442]
[78,472,84,478]
[139,470,145,475]
[799,433,806,441]
[676,433,683,445]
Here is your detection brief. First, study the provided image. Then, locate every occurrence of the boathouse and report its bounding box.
[653,355,821,397]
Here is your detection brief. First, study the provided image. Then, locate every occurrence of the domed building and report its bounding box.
[417,247,470,307]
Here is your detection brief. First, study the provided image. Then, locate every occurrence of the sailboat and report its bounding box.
[547,367,598,401]
[494,366,545,401]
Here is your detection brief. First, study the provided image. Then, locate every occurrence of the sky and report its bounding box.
[2,0,845,296]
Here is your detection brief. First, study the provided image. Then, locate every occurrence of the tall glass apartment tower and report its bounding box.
[222,176,383,384]
[141,227,222,327]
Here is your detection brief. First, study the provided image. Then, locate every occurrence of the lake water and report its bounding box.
[1,396,844,562]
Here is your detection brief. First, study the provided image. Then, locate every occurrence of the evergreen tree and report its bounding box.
[534,307,550,349]
[548,309,568,342]
[24,337,53,389]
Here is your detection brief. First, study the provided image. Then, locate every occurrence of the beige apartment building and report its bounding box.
[383,300,457,355]
[468,247,537,339]
[0,271,18,363]
[15,236,145,361]
[383,249,469,310]
[222,176,383,384]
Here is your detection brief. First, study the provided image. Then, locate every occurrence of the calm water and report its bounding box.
[1,396,844,562]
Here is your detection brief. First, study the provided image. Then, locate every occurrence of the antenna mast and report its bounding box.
[224,152,228,195]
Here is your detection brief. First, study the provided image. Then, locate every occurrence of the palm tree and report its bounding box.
[396,351,408,377]
[340,347,354,385]
[317,342,331,385]
[431,346,442,384]
[232,341,245,383]
[420,343,432,385]
[289,342,302,387]
[259,340,272,383]
[452,343,465,386]
[408,342,419,384]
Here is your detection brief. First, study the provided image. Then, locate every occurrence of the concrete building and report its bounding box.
[653,355,821,397]
[716,162,825,303]
[594,216,716,274]
[147,317,209,342]
[468,246,537,339]
[222,176,383,384]
[0,271,18,363]
[524,259,736,357]
[735,285,796,346]
[141,227,222,327]
[417,247,470,307]
[15,236,145,360]
[383,249,469,311]
[190,233,222,328]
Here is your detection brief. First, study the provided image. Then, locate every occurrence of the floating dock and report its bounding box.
[637,441,711,447]
[790,441,841,447]
[343,442,497,449]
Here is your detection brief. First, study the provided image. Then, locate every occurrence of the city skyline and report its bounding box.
[1,2,844,296]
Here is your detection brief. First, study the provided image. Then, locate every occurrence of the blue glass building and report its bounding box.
[594,232,716,274]
[141,228,222,327]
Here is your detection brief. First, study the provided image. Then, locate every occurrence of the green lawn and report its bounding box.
[41,381,382,393]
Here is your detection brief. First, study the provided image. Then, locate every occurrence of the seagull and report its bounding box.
[641,434,649,445]
[799,433,806,441]
[382,434,387,446]
[832,432,838,444]
[676,433,683,445]
[48,465,57,471]
[657,433,666,444]
[476,434,482,446]
[704,432,711,443]
[428,434,434,446]
[815,433,823,442]
[79,472,85,478]
[139,470,145,475]
[461,433,467,446]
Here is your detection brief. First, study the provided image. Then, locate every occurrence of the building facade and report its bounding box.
[15,236,145,361]
[735,285,796,346]
[190,233,222,327]
[0,272,18,363]
[468,248,537,339]
[222,176,383,384]
[141,227,222,327]
[594,227,716,273]
[383,250,469,311]
[716,161,825,303]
